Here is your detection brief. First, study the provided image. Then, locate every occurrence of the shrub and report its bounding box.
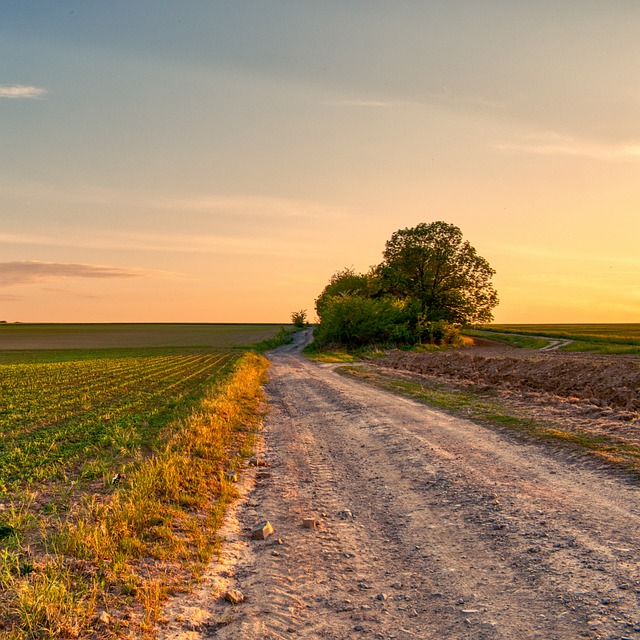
[417,317,462,346]
[290,310,308,328]
[314,294,411,347]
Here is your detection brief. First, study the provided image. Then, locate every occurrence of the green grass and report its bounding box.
[559,341,640,355]
[463,329,551,349]
[303,341,450,363]
[487,323,640,342]
[304,349,361,363]
[251,326,298,352]
[0,324,278,637]
[0,351,270,638]
[338,365,640,475]
[0,352,238,493]
[479,323,640,353]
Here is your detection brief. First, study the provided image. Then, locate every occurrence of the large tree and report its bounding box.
[378,221,498,324]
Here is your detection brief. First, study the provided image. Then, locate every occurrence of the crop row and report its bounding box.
[0,352,237,493]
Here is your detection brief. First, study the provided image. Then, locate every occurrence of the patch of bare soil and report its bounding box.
[158,332,640,640]
[376,348,640,453]
[380,348,640,412]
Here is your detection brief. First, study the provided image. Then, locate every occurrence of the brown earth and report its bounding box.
[158,331,640,640]
[379,347,640,413]
[376,347,640,458]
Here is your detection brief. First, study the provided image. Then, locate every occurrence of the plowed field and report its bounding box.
[379,347,640,412]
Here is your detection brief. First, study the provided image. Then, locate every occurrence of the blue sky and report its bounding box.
[2,2,640,322]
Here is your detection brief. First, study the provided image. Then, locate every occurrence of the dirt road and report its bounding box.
[161,330,640,639]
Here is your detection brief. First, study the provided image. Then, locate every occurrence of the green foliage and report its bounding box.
[251,326,295,352]
[290,309,308,328]
[315,267,378,317]
[417,318,463,346]
[313,222,497,347]
[313,294,411,347]
[0,351,270,638]
[378,221,498,324]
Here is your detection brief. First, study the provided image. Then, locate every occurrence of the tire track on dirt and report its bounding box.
[160,330,640,640]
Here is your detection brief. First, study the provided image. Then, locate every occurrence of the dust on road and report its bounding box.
[160,330,640,639]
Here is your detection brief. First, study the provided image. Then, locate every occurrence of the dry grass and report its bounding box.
[0,351,269,639]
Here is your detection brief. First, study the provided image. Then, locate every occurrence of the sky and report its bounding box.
[1,1,639,324]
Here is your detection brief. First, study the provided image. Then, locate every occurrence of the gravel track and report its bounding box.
[160,330,640,640]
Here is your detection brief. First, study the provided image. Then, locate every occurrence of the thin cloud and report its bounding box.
[495,134,640,161]
[429,89,506,110]
[0,85,47,99]
[0,261,143,287]
[41,287,101,299]
[0,182,346,221]
[0,230,332,260]
[165,194,345,220]
[325,92,505,111]
[0,233,63,247]
[496,244,640,269]
[324,99,392,108]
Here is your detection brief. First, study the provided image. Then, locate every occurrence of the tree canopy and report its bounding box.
[378,221,498,325]
[314,221,498,347]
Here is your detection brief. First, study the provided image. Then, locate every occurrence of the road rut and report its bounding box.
[161,330,640,639]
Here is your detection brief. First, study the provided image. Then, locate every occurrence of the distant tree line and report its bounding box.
[313,221,499,347]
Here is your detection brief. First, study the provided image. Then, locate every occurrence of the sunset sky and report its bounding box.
[2,1,639,323]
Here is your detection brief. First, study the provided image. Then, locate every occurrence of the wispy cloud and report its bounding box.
[324,99,393,108]
[0,230,331,260]
[429,89,506,110]
[0,85,47,99]
[325,91,505,111]
[164,193,345,220]
[495,133,640,161]
[0,261,143,287]
[496,244,640,269]
[0,181,346,221]
[41,287,100,299]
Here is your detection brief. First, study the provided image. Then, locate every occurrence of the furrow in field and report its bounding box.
[0,352,238,489]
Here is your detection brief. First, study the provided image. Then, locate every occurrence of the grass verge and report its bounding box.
[479,324,640,354]
[250,326,297,352]
[0,351,269,639]
[338,365,640,476]
[560,341,640,355]
[462,329,550,349]
[302,344,364,363]
[302,341,454,363]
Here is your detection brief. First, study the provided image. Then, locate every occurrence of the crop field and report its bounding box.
[0,322,285,352]
[0,352,236,494]
[476,323,640,354]
[0,324,276,638]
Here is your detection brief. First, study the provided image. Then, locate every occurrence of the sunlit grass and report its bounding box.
[0,350,269,638]
[480,323,640,353]
[0,352,237,493]
[463,329,551,349]
[303,347,361,363]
